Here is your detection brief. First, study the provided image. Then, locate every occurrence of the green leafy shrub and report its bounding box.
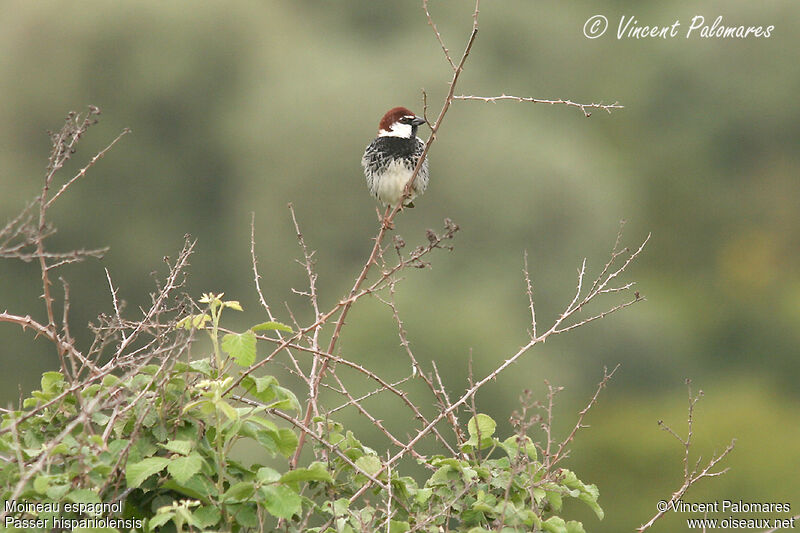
[1,293,603,532]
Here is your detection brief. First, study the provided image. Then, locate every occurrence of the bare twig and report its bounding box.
[550,365,619,467]
[454,94,624,117]
[349,228,647,502]
[423,0,456,70]
[636,381,736,532]
[523,251,537,339]
[45,127,130,209]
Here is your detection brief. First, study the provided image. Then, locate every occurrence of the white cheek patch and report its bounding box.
[378,122,413,138]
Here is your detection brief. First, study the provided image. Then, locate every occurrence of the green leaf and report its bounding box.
[579,492,604,520]
[247,415,278,432]
[160,439,193,455]
[389,520,410,533]
[22,397,38,408]
[101,374,121,388]
[176,313,211,330]
[273,385,301,411]
[500,435,538,461]
[428,464,460,486]
[33,475,51,494]
[241,375,277,402]
[542,516,567,533]
[41,371,65,394]
[193,505,221,528]
[545,490,563,512]
[252,321,293,333]
[65,489,101,506]
[167,453,204,484]
[415,488,433,504]
[223,481,255,502]
[216,398,238,420]
[189,358,213,376]
[261,484,301,519]
[230,503,259,527]
[467,414,496,439]
[162,477,214,500]
[126,457,170,488]
[148,513,175,529]
[274,428,299,457]
[257,467,281,483]
[223,300,243,311]
[279,462,334,484]
[565,521,588,533]
[222,330,257,366]
[354,455,383,478]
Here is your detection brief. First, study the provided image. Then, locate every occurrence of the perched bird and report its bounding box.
[361,107,429,208]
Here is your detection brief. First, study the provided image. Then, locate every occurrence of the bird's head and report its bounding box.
[377,107,426,139]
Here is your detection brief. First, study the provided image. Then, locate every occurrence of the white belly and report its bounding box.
[375,160,416,206]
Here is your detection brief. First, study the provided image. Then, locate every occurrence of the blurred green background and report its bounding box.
[1,1,797,530]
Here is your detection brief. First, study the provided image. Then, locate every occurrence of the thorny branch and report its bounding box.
[1,3,723,532]
[454,94,624,117]
[636,380,736,532]
[0,108,197,521]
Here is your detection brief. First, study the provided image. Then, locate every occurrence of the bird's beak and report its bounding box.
[411,116,426,126]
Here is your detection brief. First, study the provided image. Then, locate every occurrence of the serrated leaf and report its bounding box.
[261,484,301,519]
[223,300,243,311]
[126,457,169,488]
[162,477,214,500]
[252,321,293,333]
[230,503,259,527]
[467,414,496,439]
[216,398,238,420]
[546,490,563,512]
[257,467,281,483]
[542,516,567,533]
[193,505,221,528]
[148,512,174,529]
[579,492,604,520]
[41,371,64,394]
[46,483,70,500]
[274,428,298,457]
[223,481,255,502]
[66,489,102,508]
[415,488,432,504]
[247,415,278,432]
[160,439,193,456]
[167,453,204,484]
[33,475,51,494]
[23,397,38,408]
[389,520,410,533]
[273,385,301,411]
[241,375,278,403]
[176,313,211,330]
[222,330,257,366]
[500,435,538,462]
[565,521,588,533]
[279,462,333,484]
[355,455,383,478]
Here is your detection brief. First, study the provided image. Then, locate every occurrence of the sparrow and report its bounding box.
[361,107,429,208]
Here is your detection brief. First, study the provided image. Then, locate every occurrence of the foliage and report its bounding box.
[1,295,602,532]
